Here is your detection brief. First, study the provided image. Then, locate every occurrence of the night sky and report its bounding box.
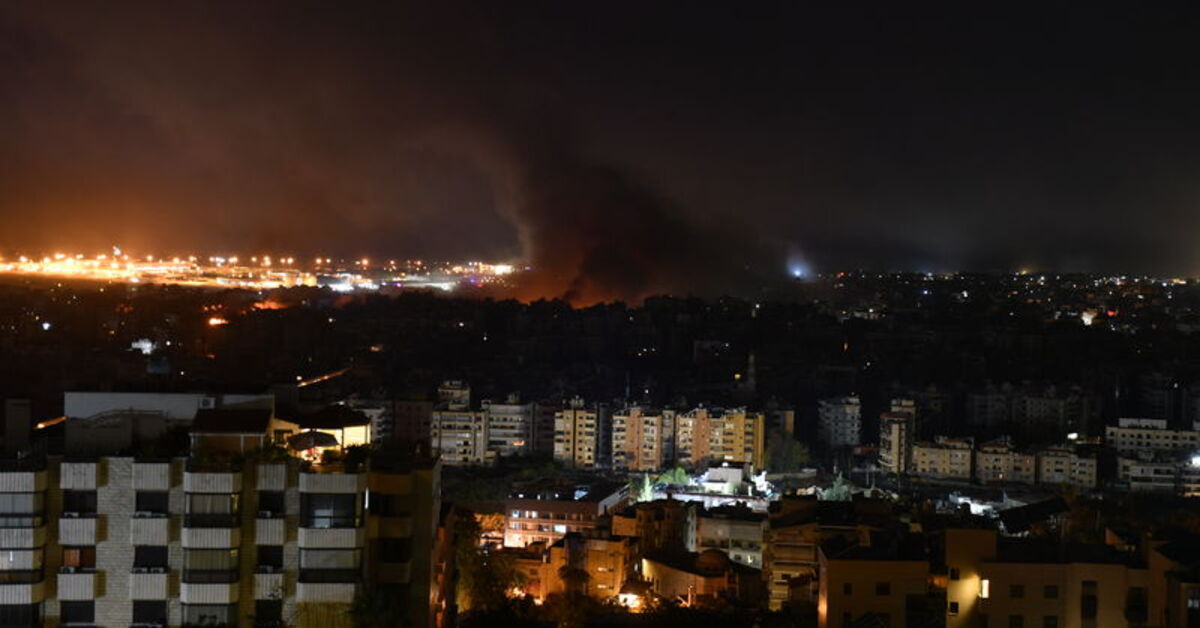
[4,3,1200,301]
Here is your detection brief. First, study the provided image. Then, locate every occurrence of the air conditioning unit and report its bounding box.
[133,511,155,518]
[149,567,167,574]
[61,566,77,574]
[257,565,277,574]
[200,397,216,409]
[257,510,273,518]
[131,567,149,574]
[62,511,80,518]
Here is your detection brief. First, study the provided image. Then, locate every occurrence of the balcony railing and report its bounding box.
[182,569,239,584]
[0,568,44,584]
[298,569,360,583]
[300,515,361,529]
[184,513,240,528]
[0,514,44,528]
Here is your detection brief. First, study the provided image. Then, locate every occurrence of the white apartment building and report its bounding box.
[1105,418,1200,455]
[911,437,974,480]
[0,455,440,628]
[1036,445,1098,488]
[817,396,861,448]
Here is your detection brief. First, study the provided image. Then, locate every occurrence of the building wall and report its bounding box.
[818,557,930,628]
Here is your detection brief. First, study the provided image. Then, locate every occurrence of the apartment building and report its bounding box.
[817,396,861,448]
[696,505,767,569]
[480,397,534,459]
[553,397,600,469]
[817,536,933,628]
[675,407,765,469]
[878,411,914,475]
[502,482,627,548]
[911,437,974,481]
[610,407,675,472]
[1106,417,1200,455]
[0,453,440,628]
[974,437,1037,484]
[429,407,488,466]
[1036,445,1098,488]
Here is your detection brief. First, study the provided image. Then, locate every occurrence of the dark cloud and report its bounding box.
[3,2,1200,295]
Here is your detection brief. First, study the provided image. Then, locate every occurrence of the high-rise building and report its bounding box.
[1106,417,1200,455]
[481,396,534,459]
[817,396,861,448]
[878,412,913,475]
[611,406,675,471]
[554,397,599,469]
[675,407,765,470]
[429,407,487,466]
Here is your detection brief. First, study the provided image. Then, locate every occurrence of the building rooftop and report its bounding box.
[190,408,273,434]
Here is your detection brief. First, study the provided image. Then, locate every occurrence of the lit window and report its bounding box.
[980,579,990,599]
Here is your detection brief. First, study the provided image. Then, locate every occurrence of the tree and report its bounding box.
[766,430,810,473]
[655,466,691,487]
[454,515,523,613]
[349,585,407,628]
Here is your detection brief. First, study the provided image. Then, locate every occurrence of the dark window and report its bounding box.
[186,493,239,527]
[379,538,412,563]
[257,545,283,570]
[950,567,960,580]
[61,600,94,624]
[301,494,359,528]
[133,600,167,625]
[843,582,852,595]
[1010,584,1025,599]
[299,549,361,582]
[62,546,96,569]
[183,603,236,627]
[0,604,40,627]
[257,491,285,516]
[949,601,959,616]
[1044,585,1058,599]
[134,546,169,569]
[1042,616,1058,628]
[255,600,283,627]
[1009,616,1024,628]
[875,581,890,596]
[136,491,169,515]
[370,493,410,517]
[1082,581,1098,620]
[842,612,851,628]
[62,490,97,515]
[183,549,239,583]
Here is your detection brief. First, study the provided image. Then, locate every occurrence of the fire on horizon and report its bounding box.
[0,248,519,293]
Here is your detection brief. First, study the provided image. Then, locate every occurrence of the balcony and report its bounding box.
[254,571,284,599]
[180,581,239,604]
[59,516,99,545]
[256,464,288,491]
[255,518,286,545]
[60,461,99,490]
[0,526,46,548]
[129,570,169,599]
[299,472,363,494]
[0,577,45,604]
[183,469,241,493]
[132,462,173,491]
[182,526,240,548]
[0,465,47,492]
[296,581,357,603]
[298,526,364,548]
[57,568,97,600]
[130,516,171,545]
